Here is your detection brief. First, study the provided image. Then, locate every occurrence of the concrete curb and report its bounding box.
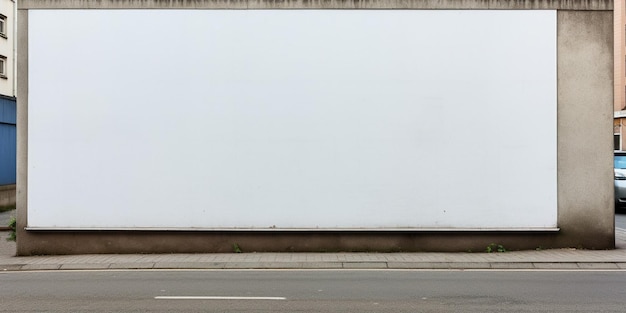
[3,261,626,272]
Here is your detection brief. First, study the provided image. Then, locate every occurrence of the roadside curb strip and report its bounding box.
[60,263,111,270]
[576,262,620,269]
[342,262,388,269]
[532,263,580,269]
[3,262,626,271]
[1,264,24,271]
[109,263,155,269]
[20,264,61,271]
[489,262,535,269]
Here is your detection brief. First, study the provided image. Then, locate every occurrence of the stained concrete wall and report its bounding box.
[18,0,613,10]
[557,10,614,249]
[15,0,615,255]
[0,184,15,207]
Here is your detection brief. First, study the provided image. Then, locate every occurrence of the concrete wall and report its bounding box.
[15,0,615,255]
[18,0,613,10]
[557,10,614,249]
[0,184,15,207]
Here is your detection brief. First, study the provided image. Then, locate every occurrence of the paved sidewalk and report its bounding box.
[2,230,626,271]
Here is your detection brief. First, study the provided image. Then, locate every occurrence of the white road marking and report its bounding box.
[155,296,287,300]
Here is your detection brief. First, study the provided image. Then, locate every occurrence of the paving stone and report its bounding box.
[20,264,61,271]
[342,262,388,269]
[387,262,431,269]
[447,262,492,269]
[60,263,111,270]
[154,262,224,269]
[299,262,343,269]
[109,263,155,269]
[576,262,620,269]
[250,262,304,269]
[489,262,536,269]
[1,264,24,271]
[386,262,457,269]
[223,262,304,269]
[222,262,259,269]
[531,263,580,269]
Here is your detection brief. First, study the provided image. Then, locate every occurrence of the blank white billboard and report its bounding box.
[27,10,557,230]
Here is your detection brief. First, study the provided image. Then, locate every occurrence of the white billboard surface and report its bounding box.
[28,10,557,229]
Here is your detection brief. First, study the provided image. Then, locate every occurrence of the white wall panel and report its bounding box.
[27,10,557,229]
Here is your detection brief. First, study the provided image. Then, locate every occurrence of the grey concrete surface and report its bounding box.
[555,9,615,249]
[0,185,16,207]
[14,1,616,255]
[18,0,614,10]
[0,209,14,230]
[1,228,626,271]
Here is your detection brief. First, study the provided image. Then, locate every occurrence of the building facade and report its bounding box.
[615,0,626,149]
[0,0,16,207]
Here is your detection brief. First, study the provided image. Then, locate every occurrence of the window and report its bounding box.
[0,15,5,38]
[615,154,626,168]
[0,56,6,79]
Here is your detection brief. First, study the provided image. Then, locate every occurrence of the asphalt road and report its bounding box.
[1,270,626,312]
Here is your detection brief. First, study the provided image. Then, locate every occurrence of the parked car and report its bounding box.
[615,151,626,210]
